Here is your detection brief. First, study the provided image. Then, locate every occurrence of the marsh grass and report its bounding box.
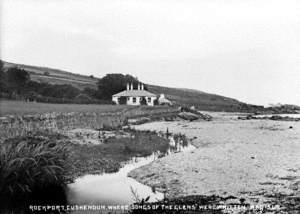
[173,133,189,147]
[70,129,170,176]
[0,112,127,141]
[0,134,71,212]
[0,101,180,141]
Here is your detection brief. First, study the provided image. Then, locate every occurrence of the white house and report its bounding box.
[158,94,172,106]
[112,83,157,106]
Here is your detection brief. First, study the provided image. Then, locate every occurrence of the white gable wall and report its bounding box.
[112,96,119,104]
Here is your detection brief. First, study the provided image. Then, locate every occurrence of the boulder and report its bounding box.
[127,117,151,125]
[200,113,213,121]
[178,112,200,121]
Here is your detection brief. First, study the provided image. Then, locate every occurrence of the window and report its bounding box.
[133,97,136,103]
[148,97,151,103]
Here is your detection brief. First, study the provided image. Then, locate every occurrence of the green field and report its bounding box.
[0,100,180,117]
[0,100,133,116]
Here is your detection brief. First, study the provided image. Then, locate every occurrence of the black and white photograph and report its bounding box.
[0,0,300,213]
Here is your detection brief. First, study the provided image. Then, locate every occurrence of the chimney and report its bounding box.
[126,83,129,91]
[130,83,133,90]
[141,84,144,90]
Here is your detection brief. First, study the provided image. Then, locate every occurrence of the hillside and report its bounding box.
[3,61,98,90]
[147,85,242,111]
[2,61,248,111]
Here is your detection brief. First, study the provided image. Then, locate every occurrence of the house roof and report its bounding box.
[112,90,157,97]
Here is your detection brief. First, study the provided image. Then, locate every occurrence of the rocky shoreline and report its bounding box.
[238,114,300,121]
[128,114,300,213]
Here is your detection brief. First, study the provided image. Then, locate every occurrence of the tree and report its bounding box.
[48,84,80,99]
[0,60,7,93]
[82,87,97,98]
[6,67,30,93]
[75,93,92,103]
[96,74,143,100]
[27,82,80,99]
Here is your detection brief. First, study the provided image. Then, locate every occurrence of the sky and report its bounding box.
[1,0,300,106]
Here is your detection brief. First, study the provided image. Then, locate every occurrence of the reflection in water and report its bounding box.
[67,136,195,206]
[67,154,163,205]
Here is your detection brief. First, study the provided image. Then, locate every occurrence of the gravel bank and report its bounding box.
[128,114,300,208]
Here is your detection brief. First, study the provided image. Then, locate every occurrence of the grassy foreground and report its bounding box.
[0,129,170,213]
[0,133,71,212]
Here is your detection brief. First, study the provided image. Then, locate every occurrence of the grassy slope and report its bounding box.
[2,61,246,111]
[147,85,242,111]
[2,61,98,90]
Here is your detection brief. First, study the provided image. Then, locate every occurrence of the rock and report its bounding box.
[270,115,284,120]
[178,112,200,121]
[200,113,213,121]
[127,117,151,125]
[177,111,213,121]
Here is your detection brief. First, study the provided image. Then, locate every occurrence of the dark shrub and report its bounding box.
[118,96,128,105]
[82,87,97,99]
[75,93,92,103]
[44,71,50,76]
[6,67,30,93]
[140,97,147,105]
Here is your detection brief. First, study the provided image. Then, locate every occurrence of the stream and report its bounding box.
[67,136,195,206]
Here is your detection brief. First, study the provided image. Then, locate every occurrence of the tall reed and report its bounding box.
[0,134,71,212]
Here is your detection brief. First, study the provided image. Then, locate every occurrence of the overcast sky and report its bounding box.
[1,0,300,106]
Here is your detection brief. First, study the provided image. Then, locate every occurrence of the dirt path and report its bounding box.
[128,114,300,208]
